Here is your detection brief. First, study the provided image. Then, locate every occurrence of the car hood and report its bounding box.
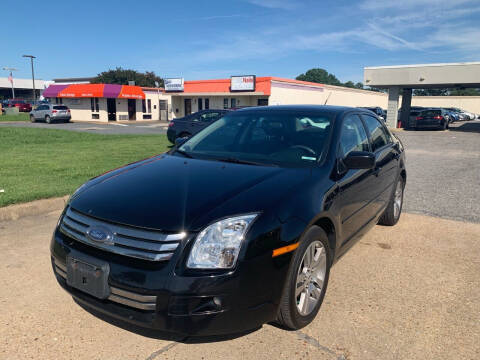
[70,154,311,232]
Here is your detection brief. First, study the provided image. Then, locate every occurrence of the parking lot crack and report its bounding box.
[145,342,178,360]
[296,331,346,359]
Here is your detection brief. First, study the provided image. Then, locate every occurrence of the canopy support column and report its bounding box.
[399,88,412,128]
[386,86,400,129]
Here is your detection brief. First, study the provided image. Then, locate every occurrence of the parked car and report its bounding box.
[444,109,460,123]
[4,99,32,112]
[359,107,386,121]
[445,107,474,121]
[405,108,451,130]
[167,109,230,143]
[51,105,406,336]
[30,104,71,123]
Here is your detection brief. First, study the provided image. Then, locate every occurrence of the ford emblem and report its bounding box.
[86,226,114,245]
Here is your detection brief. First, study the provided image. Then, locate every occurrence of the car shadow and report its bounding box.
[75,300,261,343]
[449,121,480,134]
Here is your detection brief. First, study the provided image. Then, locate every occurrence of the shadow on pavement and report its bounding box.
[76,299,261,343]
[449,121,480,134]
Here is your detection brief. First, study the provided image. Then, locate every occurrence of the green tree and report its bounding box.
[354,82,364,89]
[296,68,342,86]
[449,88,480,96]
[413,88,448,96]
[91,67,164,87]
[343,81,355,88]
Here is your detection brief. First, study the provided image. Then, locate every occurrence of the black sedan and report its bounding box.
[167,109,230,143]
[51,105,406,336]
[405,108,451,130]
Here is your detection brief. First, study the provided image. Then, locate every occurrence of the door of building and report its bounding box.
[159,100,167,121]
[184,99,192,116]
[107,98,116,121]
[128,99,136,120]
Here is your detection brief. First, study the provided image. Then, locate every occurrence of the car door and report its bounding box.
[361,114,400,216]
[34,105,45,119]
[335,113,378,245]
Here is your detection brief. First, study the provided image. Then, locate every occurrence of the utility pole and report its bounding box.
[3,67,17,98]
[23,55,36,103]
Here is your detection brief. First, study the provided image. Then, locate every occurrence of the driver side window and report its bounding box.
[339,115,369,157]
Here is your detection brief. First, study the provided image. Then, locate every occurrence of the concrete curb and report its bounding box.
[0,196,69,222]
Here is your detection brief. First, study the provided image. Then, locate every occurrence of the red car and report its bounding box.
[6,99,32,112]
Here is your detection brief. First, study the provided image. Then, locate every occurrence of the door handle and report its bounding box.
[373,166,382,176]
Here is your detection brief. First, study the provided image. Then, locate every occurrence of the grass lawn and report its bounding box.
[0,127,170,207]
[0,113,30,122]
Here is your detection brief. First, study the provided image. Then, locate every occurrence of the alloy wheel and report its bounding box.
[295,241,327,316]
[393,180,403,219]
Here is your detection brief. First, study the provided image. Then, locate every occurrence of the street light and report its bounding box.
[22,55,36,103]
[2,67,17,98]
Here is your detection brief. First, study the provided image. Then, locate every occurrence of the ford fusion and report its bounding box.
[51,105,406,336]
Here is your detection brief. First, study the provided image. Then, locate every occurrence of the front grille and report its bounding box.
[59,207,185,262]
[53,258,157,310]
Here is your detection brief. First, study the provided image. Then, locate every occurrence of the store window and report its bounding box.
[231,98,236,108]
[198,98,203,111]
[223,98,228,109]
[147,99,151,113]
[257,98,268,106]
[205,98,209,110]
[142,99,147,113]
[90,98,99,112]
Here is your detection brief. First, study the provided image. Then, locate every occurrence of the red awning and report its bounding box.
[42,83,145,99]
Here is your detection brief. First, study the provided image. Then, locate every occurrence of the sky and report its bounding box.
[2,0,480,84]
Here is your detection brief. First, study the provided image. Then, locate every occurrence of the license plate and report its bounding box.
[66,254,110,299]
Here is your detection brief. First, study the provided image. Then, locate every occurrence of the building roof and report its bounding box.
[178,76,325,95]
[0,77,50,90]
[43,83,145,99]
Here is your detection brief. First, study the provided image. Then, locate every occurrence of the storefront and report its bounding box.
[166,76,388,119]
[42,83,171,122]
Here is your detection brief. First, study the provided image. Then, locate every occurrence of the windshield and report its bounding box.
[176,110,333,167]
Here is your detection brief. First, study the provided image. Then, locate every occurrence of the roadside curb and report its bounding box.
[0,196,69,222]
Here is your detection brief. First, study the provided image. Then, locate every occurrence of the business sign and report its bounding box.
[165,78,184,92]
[231,75,256,92]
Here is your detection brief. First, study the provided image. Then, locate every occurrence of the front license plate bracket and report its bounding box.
[66,253,110,299]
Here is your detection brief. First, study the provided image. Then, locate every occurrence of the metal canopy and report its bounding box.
[364,62,480,89]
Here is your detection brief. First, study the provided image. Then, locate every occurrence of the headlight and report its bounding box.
[187,214,258,269]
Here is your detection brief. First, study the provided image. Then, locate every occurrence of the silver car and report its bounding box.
[30,104,71,123]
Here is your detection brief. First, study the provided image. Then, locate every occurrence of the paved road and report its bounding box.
[0,120,168,135]
[1,211,479,359]
[395,120,480,223]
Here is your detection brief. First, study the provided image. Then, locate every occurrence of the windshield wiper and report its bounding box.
[215,157,277,167]
[175,149,194,158]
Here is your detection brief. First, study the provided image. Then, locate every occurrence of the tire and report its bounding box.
[30,115,36,123]
[178,132,191,139]
[45,115,51,124]
[378,176,404,226]
[276,226,331,330]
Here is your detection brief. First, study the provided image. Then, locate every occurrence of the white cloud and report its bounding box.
[360,0,474,10]
[246,0,298,10]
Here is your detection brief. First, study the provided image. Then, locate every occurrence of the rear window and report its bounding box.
[421,110,441,117]
[53,106,68,110]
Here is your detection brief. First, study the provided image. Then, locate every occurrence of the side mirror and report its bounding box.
[343,151,375,170]
[175,136,189,146]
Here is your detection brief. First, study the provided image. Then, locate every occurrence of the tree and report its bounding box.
[296,68,342,86]
[91,67,164,87]
[413,88,448,96]
[343,81,355,88]
[449,88,480,96]
[354,82,364,89]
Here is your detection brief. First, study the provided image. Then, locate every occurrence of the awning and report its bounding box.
[42,83,145,99]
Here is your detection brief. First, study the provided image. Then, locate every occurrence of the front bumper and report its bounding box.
[50,227,287,336]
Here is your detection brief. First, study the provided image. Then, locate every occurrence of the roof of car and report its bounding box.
[236,105,364,113]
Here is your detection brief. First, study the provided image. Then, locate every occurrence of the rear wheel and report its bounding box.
[378,176,404,226]
[178,132,191,139]
[45,115,51,124]
[276,226,331,330]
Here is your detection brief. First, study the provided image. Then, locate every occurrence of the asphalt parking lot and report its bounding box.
[0,120,168,135]
[0,120,479,360]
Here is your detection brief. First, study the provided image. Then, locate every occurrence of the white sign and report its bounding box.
[231,75,256,91]
[165,78,184,92]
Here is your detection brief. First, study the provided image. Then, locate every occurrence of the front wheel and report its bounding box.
[30,115,36,123]
[276,226,331,330]
[378,176,404,226]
